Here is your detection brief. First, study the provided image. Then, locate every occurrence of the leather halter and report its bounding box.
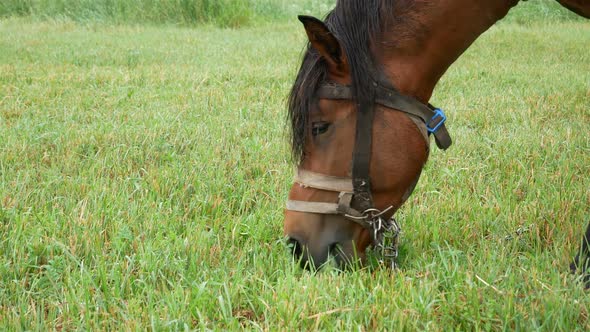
[286,77,452,261]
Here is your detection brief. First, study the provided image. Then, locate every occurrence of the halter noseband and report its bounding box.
[286,78,452,267]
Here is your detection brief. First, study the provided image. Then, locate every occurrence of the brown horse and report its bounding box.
[283,0,590,280]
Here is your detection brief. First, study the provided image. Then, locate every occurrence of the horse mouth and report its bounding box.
[286,237,361,271]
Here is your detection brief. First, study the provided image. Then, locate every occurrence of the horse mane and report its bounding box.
[288,0,429,161]
[288,0,380,161]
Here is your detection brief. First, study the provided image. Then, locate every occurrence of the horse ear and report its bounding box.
[298,15,348,76]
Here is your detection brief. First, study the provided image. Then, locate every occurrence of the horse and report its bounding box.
[282,0,590,285]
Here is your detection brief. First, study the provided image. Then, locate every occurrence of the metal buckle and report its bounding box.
[346,206,401,269]
[427,108,447,134]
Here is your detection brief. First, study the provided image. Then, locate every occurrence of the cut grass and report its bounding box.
[0,5,589,332]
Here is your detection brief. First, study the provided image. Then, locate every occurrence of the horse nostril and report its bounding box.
[329,242,356,268]
[329,242,341,256]
[287,238,303,258]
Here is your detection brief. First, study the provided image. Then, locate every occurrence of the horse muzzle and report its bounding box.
[284,211,371,270]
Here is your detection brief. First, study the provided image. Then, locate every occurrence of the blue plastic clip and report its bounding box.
[427,108,447,134]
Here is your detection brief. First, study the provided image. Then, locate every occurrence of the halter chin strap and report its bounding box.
[286,167,418,229]
[286,169,367,226]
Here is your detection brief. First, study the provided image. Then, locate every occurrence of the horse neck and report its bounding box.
[376,0,520,103]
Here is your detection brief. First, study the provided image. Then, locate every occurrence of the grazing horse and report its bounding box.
[283,0,590,279]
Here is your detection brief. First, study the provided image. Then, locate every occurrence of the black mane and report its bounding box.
[288,0,383,161]
[287,0,431,161]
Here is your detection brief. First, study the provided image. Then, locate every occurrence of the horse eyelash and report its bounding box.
[312,121,330,136]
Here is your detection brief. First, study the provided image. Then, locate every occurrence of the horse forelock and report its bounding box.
[288,0,425,162]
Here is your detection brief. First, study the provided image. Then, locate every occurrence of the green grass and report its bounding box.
[0,0,336,27]
[0,0,583,27]
[0,3,589,331]
[501,0,584,24]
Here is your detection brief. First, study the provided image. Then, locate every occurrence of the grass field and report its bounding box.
[0,0,336,27]
[1,1,589,330]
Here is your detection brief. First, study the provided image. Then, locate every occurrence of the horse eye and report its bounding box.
[312,121,330,136]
